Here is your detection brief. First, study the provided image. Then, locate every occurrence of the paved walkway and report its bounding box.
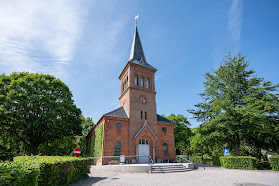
[70,164,279,186]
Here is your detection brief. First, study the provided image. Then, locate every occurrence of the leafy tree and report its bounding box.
[81,116,94,136]
[0,72,82,154]
[37,136,76,156]
[189,53,279,156]
[162,114,192,154]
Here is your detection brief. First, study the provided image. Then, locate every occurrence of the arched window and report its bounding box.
[115,141,121,155]
[134,76,138,86]
[163,143,168,155]
[140,77,144,87]
[145,79,149,89]
[139,138,149,144]
[145,112,147,120]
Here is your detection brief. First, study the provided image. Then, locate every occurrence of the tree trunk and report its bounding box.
[233,132,240,156]
[30,143,39,155]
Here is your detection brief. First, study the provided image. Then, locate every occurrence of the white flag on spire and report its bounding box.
[135,15,139,20]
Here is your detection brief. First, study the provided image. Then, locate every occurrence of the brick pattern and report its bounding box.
[157,122,176,160]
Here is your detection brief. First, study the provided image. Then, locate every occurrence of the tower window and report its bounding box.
[145,112,147,120]
[115,141,121,155]
[140,77,144,87]
[141,111,143,119]
[163,143,168,155]
[145,79,149,89]
[134,76,138,86]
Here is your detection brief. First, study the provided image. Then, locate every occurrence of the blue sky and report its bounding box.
[0,0,278,128]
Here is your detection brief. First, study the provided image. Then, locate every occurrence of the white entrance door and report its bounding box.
[139,138,150,163]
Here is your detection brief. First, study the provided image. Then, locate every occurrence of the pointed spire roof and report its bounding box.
[128,26,156,70]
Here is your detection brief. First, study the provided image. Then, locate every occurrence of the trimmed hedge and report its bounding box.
[0,161,39,186]
[0,156,92,186]
[269,156,279,171]
[220,156,257,170]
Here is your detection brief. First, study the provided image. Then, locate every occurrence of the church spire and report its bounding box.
[128,18,156,70]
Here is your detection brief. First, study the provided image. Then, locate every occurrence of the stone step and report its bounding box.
[150,164,192,173]
[150,168,192,173]
[152,168,189,171]
[152,165,184,167]
[152,166,185,169]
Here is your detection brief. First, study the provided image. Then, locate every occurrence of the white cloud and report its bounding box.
[228,0,242,52]
[0,0,84,78]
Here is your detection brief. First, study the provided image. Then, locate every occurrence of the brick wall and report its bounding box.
[157,122,176,160]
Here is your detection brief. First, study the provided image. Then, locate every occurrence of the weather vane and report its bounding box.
[135,15,139,25]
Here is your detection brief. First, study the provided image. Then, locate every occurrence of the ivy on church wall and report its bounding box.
[85,124,103,157]
[93,124,103,157]
[87,134,95,157]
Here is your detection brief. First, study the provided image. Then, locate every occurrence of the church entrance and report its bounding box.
[138,138,150,163]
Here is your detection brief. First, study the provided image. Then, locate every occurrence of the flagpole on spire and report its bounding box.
[135,15,139,26]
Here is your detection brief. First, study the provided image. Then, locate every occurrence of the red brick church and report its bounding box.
[86,24,176,163]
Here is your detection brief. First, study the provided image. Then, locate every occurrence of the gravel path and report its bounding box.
[70,164,279,186]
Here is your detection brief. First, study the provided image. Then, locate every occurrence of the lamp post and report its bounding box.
[75,135,83,147]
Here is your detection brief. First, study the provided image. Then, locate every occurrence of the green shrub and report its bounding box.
[220,156,257,170]
[212,156,221,166]
[0,145,15,161]
[257,161,271,170]
[0,161,39,186]
[269,156,279,171]
[193,156,203,163]
[0,156,93,186]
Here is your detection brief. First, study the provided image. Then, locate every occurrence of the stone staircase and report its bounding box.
[150,163,192,173]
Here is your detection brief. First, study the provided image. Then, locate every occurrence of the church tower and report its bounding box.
[119,25,158,157]
[86,21,176,164]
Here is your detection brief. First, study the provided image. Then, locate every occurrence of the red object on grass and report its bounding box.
[74,147,81,157]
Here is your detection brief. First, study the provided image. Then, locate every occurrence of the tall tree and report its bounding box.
[0,72,82,154]
[81,116,94,136]
[189,53,279,156]
[163,114,192,154]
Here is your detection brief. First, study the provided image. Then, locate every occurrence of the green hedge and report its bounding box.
[0,161,39,186]
[0,156,92,186]
[269,156,279,171]
[220,156,257,170]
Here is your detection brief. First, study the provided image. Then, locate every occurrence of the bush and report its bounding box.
[269,156,279,171]
[0,161,39,186]
[0,156,92,186]
[193,156,203,163]
[212,156,221,166]
[0,145,15,161]
[257,161,271,170]
[220,156,257,170]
